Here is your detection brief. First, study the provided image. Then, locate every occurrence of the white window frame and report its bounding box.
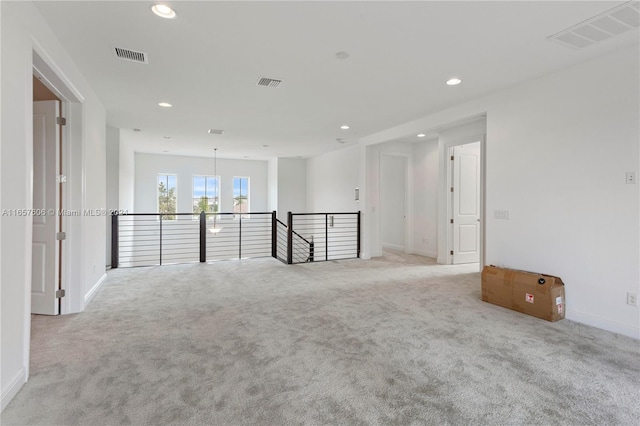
[157,173,178,221]
[192,174,220,220]
[233,176,250,218]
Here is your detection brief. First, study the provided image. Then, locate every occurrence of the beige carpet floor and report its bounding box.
[2,251,639,425]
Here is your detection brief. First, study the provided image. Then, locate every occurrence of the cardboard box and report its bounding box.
[481,265,565,322]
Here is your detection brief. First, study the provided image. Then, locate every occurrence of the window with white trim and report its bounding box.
[157,174,177,220]
[233,176,249,214]
[193,175,220,219]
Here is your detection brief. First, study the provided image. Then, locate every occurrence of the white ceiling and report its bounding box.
[34,1,639,160]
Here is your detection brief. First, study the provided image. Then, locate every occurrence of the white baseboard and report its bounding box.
[1,368,26,412]
[567,310,639,340]
[84,273,107,305]
[382,243,404,252]
[412,249,438,259]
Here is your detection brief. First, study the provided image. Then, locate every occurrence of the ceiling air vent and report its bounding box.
[547,1,639,49]
[208,129,224,135]
[256,77,282,88]
[113,47,148,64]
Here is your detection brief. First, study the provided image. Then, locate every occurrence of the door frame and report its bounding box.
[440,135,486,268]
[32,42,84,318]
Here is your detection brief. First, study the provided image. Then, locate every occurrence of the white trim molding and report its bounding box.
[1,368,26,412]
[568,310,640,340]
[84,273,107,305]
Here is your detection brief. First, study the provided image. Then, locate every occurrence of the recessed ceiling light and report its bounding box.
[163,136,171,139]
[162,150,169,153]
[151,4,176,19]
[340,125,350,130]
[158,102,172,108]
[446,78,462,86]
[336,51,350,60]
[417,134,426,138]
[133,128,141,132]
[262,144,269,148]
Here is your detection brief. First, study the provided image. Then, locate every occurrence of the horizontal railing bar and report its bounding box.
[161,248,200,253]
[291,212,358,216]
[119,242,161,246]
[117,212,274,217]
[119,248,161,253]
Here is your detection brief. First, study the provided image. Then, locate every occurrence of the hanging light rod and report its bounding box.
[209,148,222,234]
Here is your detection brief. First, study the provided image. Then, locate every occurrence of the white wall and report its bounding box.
[306,144,369,257]
[267,158,278,213]
[134,153,268,214]
[105,126,119,267]
[119,130,135,212]
[1,0,107,410]
[413,138,439,258]
[483,49,638,338]
[307,145,362,213]
[277,158,306,220]
[361,47,639,338]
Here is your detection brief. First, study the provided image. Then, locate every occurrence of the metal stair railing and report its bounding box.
[112,210,360,268]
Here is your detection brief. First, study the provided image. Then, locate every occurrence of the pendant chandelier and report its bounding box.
[209,148,222,234]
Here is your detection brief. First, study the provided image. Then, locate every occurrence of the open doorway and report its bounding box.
[32,76,63,315]
[31,46,83,316]
[442,135,485,268]
[380,154,408,252]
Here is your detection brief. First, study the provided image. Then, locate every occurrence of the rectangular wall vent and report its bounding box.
[547,1,639,49]
[207,129,224,135]
[113,47,148,64]
[256,77,282,88]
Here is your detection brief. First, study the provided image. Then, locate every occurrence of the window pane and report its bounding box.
[194,175,219,217]
[158,174,177,219]
[233,177,249,214]
[193,176,206,197]
[167,175,176,189]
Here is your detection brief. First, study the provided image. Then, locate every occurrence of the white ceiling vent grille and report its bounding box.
[208,129,224,135]
[256,77,282,88]
[547,1,639,49]
[113,47,148,64]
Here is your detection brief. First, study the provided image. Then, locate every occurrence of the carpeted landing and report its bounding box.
[2,252,639,425]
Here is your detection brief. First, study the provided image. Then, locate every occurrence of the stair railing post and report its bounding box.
[238,213,242,259]
[199,211,206,262]
[271,211,277,259]
[325,213,329,261]
[287,211,293,264]
[159,214,163,266]
[111,213,119,269]
[357,210,361,258]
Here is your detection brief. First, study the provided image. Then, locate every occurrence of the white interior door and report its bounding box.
[452,142,480,264]
[32,100,60,315]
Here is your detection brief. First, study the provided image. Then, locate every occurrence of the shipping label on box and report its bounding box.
[481,265,565,322]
